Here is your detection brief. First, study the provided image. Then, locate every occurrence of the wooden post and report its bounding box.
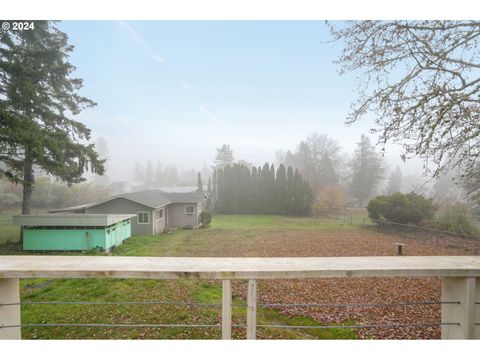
[0,278,21,339]
[395,243,405,256]
[246,279,257,340]
[441,277,479,339]
[222,279,232,340]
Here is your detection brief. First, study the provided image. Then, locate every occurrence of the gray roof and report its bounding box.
[121,190,172,208]
[49,203,96,213]
[13,214,135,227]
[160,190,203,203]
[48,189,203,213]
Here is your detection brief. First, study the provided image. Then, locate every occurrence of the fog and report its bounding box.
[60,21,428,190]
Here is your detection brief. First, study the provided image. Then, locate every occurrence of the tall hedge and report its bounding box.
[213,163,312,216]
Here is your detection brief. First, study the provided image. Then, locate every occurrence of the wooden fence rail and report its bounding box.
[1,255,480,339]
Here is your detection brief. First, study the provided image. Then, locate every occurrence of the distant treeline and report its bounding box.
[212,163,313,216]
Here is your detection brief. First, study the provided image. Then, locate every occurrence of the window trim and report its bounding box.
[184,205,196,215]
[137,211,150,224]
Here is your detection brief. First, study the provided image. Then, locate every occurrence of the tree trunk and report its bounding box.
[21,148,34,215]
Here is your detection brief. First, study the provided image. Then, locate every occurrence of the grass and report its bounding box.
[0,212,20,245]
[211,213,362,231]
[1,212,365,339]
[112,214,367,257]
[19,278,356,339]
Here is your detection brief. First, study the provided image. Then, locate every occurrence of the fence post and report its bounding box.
[222,279,232,340]
[441,277,479,339]
[0,278,21,339]
[247,279,257,340]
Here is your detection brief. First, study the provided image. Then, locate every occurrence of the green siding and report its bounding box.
[23,220,132,251]
[105,220,131,249]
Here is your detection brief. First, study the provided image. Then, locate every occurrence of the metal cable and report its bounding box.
[0,300,459,308]
[1,323,222,329]
[255,322,460,329]
[0,300,232,307]
[257,301,459,308]
[0,322,461,330]
[376,219,475,238]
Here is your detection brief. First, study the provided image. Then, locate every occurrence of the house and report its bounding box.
[49,189,205,235]
[13,214,135,252]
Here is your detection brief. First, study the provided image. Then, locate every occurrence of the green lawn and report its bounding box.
[1,213,363,339]
[0,211,20,245]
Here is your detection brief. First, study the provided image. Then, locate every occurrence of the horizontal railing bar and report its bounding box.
[256,323,461,329]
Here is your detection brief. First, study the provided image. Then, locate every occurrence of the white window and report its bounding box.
[184,205,195,215]
[138,212,150,224]
[157,209,164,220]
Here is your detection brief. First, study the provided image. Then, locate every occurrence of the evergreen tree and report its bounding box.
[212,171,217,210]
[0,21,104,215]
[286,166,295,215]
[385,166,402,195]
[93,136,110,185]
[222,165,235,213]
[258,163,271,213]
[213,162,313,216]
[154,161,163,187]
[215,168,224,212]
[145,160,154,187]
[197,172,203,192]
[214,144,234,169]
[293,169,303,215]
[349,135,385,205]
[163,164,180,186]
[206,177,212,211]
[250,166,259,213]
[133,162,144,184]
[275,164,288,214]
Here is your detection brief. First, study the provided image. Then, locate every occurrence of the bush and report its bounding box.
[200,211,212,228]
[433,202,478,238]
[367,192,437,225]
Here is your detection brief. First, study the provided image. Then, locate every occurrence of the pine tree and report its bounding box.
[385,166,402,194]
[214,144,234,169]
[0,21,104,215]
[349,135,385,205]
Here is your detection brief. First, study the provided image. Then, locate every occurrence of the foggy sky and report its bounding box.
[58,21,426,182]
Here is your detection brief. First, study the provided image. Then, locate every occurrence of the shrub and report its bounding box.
[367,192,437,225]
[434,202,478,238]
[200,211,212,228]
